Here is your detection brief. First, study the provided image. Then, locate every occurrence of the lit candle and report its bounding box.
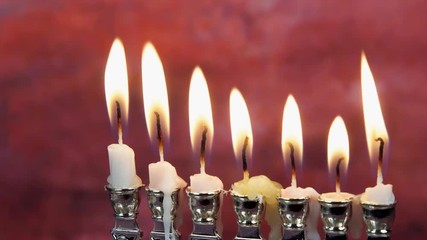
[188,67,223,192]
[322,116,353,201]
[104,38,142,189]
[230,88,283,240]
[319,116,363,239]
[280,95,320,240]
[142,42,187,239]
[360,53,395,204]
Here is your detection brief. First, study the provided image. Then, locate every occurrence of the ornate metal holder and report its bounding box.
[361,202,396,240]
[187,188,223,240]
[106,185,143,240]
[146,188,181,240]
[319,198,352,240]
[277,197,309,240]
[231,193,265,240]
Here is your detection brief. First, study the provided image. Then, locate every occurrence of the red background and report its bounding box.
[1,1,426,239]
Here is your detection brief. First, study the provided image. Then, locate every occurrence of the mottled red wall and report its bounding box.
[1,0,426,239]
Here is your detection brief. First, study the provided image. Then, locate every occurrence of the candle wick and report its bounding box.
[287,142,297,188]
[115,101,123,144]
[375,137,385,184]
[154,112,164,161]
[200,126,208,174]
[336,158,343,193]
[242,136,250,180]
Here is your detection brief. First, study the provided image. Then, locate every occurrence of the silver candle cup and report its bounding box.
[146,187,181,240]
[187,188,223,240]
[319,197,353,239]
[361,202,396,239]
[106,185,143,240]
[277,197,309,240]
[231,192,265,240]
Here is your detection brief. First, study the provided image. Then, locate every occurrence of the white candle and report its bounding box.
[324,116,362,238]
[148,160,186,191]
[361,183,395,204]
[190,173,223,193]
[149,161,186,240]
[188,67,223,193]
[107,144,142,188]
[105,38,141,189]
[280,95,321,239]
[142,42,187,240]
[360,52,395,205]
[319,192,354,201]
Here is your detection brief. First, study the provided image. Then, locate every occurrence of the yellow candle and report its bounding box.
[232,175,283,239]
[230,88,282,239]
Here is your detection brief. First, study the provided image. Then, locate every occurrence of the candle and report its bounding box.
[142,42,187,239]
[321,116,362,238]
[321,116,355,205]
[360,52,395,204]
[104,38,141,189]
[229,88,282,240]
[188,67,223,193]
[280,95,320,240]
[188,66,224,235]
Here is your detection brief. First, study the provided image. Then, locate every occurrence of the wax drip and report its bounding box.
[287,142,297,188]
[335,158,343,193]
[375,137,385,184]
[154,112,164,161]
[242,136,250,180]
[199,126,208,174]
[115,101,123,144]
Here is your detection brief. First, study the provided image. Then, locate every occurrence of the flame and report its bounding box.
[327,116,349,176]
[104,38,129,125]
[189,67,214,153]
[281,95,303,166]
[361,52,389,163]
[230,88,253,161]
[142,42,170,143]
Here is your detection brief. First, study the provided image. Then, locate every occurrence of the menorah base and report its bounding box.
[367,237,390,240]
[189,222,221,240]
[325,232,347,240]
[112,221,142,240]
[189,232,221,240]
[150,232,181,240]
[283,229,304,240]
[150,221,181,240]
[234,226,263,240]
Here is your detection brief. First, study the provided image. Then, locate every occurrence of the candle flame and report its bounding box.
[281,95,303,187]
[361,52,388,184]
[189,67,214,173]
[142,42,170,146]
[230,88,253,163]
[104,38,129,143]
[105,39,129,125]
[327,116,349,192]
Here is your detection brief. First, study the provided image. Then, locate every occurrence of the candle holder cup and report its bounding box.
[361,202,396,240]
[231,192,265,240]
[277,197,309,240]
[187,188,223,240]
[146,187,182,240]
[106,184,143,240]
[319,197,353,240]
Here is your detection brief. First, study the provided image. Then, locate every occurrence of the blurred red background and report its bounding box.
[1,0,426,239]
